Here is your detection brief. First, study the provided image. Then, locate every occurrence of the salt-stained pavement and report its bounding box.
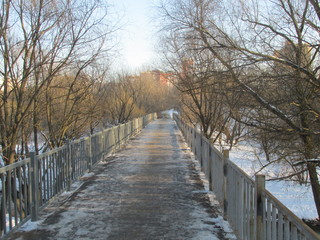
[7,118,236,240]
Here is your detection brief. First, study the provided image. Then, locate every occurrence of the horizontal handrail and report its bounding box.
[0,159,31,174]
[173,114,319,240]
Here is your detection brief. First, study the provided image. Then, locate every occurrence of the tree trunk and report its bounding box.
[307,162,320,220]
[3,143,17,165]
[302,130,320,220]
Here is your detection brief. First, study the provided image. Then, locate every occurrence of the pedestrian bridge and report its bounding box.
[6,118,235,240]
[2,115,319,240]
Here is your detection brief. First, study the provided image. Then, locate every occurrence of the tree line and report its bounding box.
[157,0,320,220]
[0,0,174,166]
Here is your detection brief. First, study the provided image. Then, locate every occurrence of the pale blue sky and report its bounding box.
[110,0,159,72]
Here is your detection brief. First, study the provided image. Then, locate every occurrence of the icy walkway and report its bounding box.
[7,119,235,240]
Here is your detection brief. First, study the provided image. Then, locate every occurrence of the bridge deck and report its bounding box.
[8,118,235,240]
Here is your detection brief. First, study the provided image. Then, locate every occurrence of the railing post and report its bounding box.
[190,129,193,151]
[101,132,105,160]
[200,137,203,171]
[110,128,116,153]
[255,174,265,240]
[66,140,71,191]
[208,146,213,191]
[208,144,213,191]
[222,149,229,220]
[30,152,39,222]
[193,132,196,155]
[88,135,92,171]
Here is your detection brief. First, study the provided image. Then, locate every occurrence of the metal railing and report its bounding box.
[0,113,157,238]
[174,114,319,240]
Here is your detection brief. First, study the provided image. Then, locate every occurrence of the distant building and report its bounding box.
[127,74,141,82]
[159,72,174,87]
[140,69,173,87]
[140,70,160,82]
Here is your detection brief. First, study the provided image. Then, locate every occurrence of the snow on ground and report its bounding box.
[7,119,237,239]
[179,137,237,239]
[196,167,236,239]
[59,180,84,197]
[10,177,87,234]
[229,142,317,220]
[81,172,95,178]
[162,109,178,119]
[164,113,316,220]
[179,132,237,240]
[18,220,43,232]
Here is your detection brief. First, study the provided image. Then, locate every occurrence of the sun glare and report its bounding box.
[125,49,153,69]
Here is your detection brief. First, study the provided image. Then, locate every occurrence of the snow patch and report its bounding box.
[162,109,178,119]
[81,172,95,178]
[178,135,237,239]
[230,142,317,220]
[60,181,83,197]
[18,220,43,232]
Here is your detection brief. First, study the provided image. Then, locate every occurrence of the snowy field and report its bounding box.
[229,142,317,220]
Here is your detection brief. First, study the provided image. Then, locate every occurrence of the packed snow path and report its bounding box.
[7,118,235,240]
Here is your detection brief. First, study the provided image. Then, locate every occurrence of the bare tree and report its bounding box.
[0,0,117,231]
[159,27,245,145]
[134,73,175,114]
[158,0,320,219]
[0,0,115,164]
[42,70,102,149]
[102,70,176,125]
[103,73,139,124]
